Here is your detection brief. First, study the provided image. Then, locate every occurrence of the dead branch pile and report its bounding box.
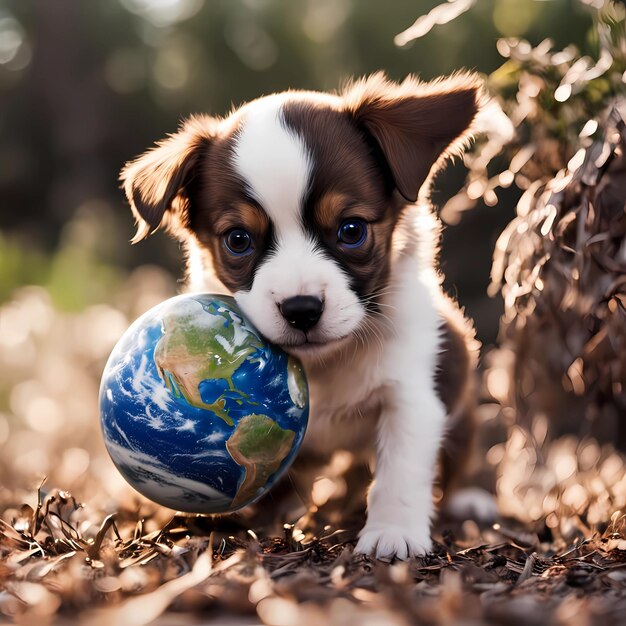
[491,109,626,445]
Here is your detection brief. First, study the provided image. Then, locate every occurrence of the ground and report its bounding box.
[3,481,626,625]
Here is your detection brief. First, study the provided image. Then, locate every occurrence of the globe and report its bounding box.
[99,293,309,513]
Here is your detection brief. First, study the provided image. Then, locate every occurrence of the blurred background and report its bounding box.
[0,0,608,510]
[4,0,625,517]
[0,0,594,335]
[3,0,626,620]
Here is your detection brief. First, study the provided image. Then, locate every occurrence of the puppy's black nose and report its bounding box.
[279,296,324,332]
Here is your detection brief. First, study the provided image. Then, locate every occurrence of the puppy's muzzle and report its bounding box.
[278,295,324,332]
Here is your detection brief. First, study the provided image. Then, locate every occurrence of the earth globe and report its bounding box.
[99,293,309,513]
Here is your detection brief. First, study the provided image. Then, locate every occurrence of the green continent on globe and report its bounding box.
[226,414,296,508]
[154,297,263,426]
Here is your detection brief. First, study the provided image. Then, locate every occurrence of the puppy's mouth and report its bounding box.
[276,333,352,356]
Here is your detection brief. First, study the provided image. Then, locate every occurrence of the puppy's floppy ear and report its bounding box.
[343,72,483,203]
[120,115,215,242]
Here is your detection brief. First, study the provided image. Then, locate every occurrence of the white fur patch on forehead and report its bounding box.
[231,95,312,235]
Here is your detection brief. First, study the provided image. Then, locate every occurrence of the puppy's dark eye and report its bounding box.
[337,219,367,248]
[224,228,253,255]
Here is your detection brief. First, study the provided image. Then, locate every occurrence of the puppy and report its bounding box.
[121,72,482,559]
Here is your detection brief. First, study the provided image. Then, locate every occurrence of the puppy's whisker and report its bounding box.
[368,287,396,298]
[357,316,386,357]
[362,312,397,343]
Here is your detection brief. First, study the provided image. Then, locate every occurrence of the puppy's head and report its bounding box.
[121,73,482,358]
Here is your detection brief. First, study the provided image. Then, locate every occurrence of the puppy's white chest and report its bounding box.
[300,347,386,456]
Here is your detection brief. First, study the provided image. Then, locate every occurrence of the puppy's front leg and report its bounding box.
[355,381,446,559]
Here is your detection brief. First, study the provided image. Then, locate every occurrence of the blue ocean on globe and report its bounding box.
[99,294,309,513]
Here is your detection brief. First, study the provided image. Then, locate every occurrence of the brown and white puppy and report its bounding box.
[121,73,482,559]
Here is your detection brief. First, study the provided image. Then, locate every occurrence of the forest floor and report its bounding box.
[3,483,626,626]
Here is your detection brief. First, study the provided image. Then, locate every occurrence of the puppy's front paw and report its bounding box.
[355,524,431,560]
